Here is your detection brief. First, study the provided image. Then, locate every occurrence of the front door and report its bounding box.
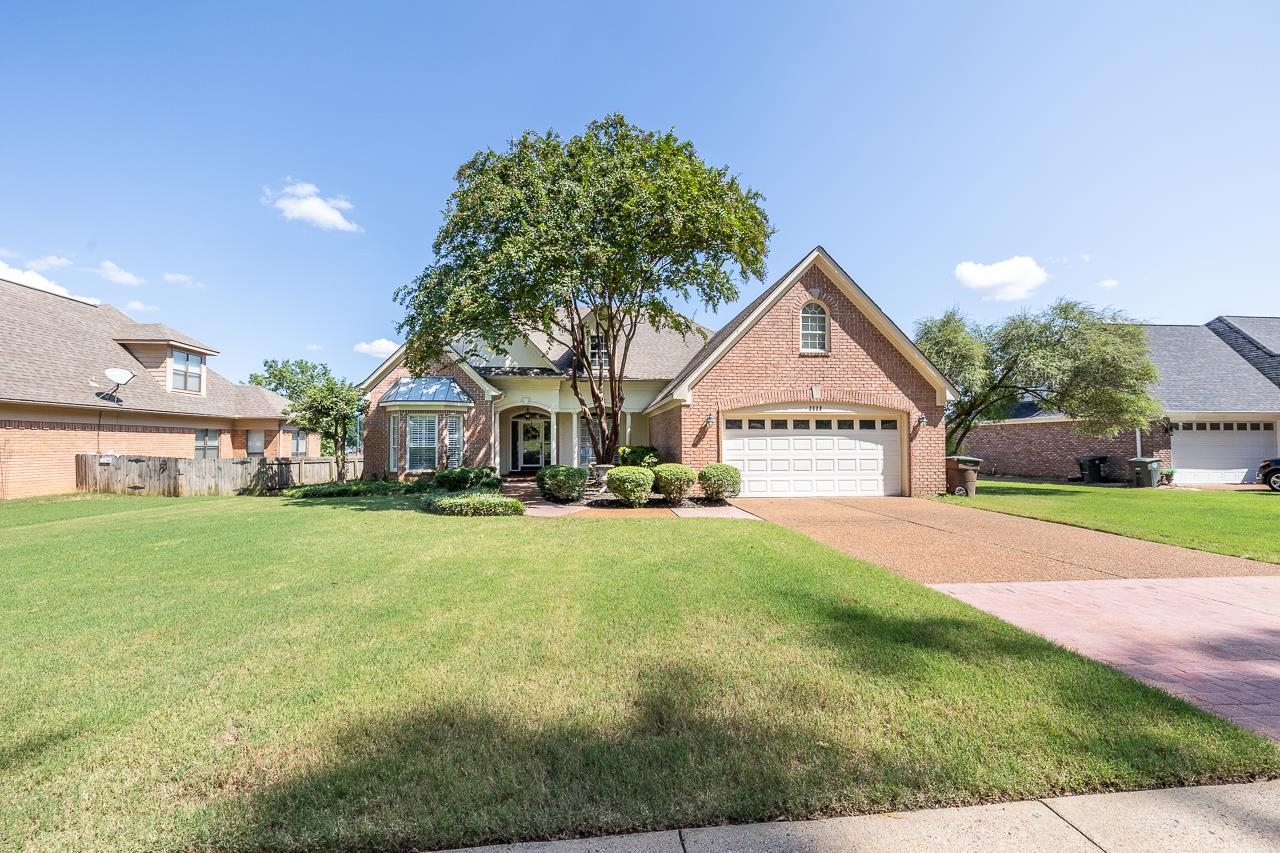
[515,417,550,470]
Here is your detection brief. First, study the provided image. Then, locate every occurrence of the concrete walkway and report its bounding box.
[450,780,1280,852]
[936,576,1280,742]
[736,497,1278,584]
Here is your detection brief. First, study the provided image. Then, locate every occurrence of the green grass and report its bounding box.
[2,495,1277,851]
[946,480,1280,563]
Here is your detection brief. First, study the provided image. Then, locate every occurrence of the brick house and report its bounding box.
[0,278,319,499]
[964,320,1280,484]
[360,247,956,497]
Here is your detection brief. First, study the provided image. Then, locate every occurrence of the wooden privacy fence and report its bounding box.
[75,454,363,497]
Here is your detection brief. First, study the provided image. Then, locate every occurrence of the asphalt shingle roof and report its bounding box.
[1144,324,1280,412]
[1220,316,1280,356]
[114,322,217,353]
[519,315,713,381]
[0,278,290,419]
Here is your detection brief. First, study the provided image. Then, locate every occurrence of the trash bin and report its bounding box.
[946,455,982,496]
[1129,456,1161,488]
[1076,454,1108,483]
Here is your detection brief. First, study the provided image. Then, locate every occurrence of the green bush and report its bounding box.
[536,465,588,502]
[432,466,500,492]
[282,479,402,498]
[617,445,661,468]
[698,463,742,502]
[606,465,655,507]
[652,463,697,504]
[424,491,525,516]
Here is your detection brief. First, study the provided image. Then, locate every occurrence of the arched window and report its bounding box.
[800,302,828,352]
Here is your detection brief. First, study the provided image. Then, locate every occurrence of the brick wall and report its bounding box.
[647,407,682,462]
[0,419,197,499]
[963,420,1170,481]
[674,265,947,495]
[363,361,495,478]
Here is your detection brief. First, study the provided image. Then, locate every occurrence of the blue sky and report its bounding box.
[3,1,1278,383]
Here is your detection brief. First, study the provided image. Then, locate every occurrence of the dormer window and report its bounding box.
[588,334,609,369]
[171,349,204,392]
[800,302,828,352]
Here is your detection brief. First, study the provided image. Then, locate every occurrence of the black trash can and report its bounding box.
[1129,456,1161,488]
[1076,454,1108,483]
[946,455,983,496]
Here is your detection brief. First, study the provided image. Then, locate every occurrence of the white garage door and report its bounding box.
[1171,421,1277,483]
[723,414,903,497]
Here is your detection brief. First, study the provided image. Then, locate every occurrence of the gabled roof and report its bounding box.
[1145,324,1280,412]
[0,277,288,419]
[526,317,712,380]
[377,376,474,406]
[644,247,958,412]
[358,341,502,400]
[1220,316,1280,355]
[113,323,218,355]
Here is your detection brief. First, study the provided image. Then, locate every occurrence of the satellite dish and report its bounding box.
[105,368,136,386]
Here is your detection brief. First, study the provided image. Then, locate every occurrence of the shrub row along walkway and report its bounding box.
[450,780,1280,852]
[737,497,1278,584]
[500,479,757,519]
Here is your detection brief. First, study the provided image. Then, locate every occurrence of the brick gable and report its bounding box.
[660,265,946,495]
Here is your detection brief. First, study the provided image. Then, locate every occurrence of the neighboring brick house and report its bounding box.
[965,321,1280,484]
[0,278,319,500]
[360,247,956,497]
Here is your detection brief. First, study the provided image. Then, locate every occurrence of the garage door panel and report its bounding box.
[1172,426,1276,483]
[724,414,903,497]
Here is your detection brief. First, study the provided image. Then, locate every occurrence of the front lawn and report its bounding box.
[947,480,1280,563]
[3,494,1277,851]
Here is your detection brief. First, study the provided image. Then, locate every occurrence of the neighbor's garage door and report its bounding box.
[1171,421,1277,484]
[723,414,902,497]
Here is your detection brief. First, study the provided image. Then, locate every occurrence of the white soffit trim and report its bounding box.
[358,341,502,400]
[662,247,958,409]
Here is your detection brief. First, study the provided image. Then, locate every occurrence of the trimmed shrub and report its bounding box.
[606,465,655,507]
[282,480,401,498]
[424,491,525,516]
[536,465,588,502]
[652,463,697,504]
[698,463,742,502]
[432,466,500,492]
[617,445,661,469]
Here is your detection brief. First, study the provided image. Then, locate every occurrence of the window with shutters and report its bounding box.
[445,414,463,467]
[389,415,399,470]
[407,415,437,471]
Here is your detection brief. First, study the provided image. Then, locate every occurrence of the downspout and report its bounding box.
[1135,428,1142,457]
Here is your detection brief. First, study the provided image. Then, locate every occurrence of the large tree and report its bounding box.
[914,300,1163,454]
[285,377,368,483]
[248,359,334,402]
[395,114,771,465]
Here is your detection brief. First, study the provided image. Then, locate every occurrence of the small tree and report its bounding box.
[285,377,368,483]
[915,300,1162,453]
[250,359,339,453]
[396,114,771,465]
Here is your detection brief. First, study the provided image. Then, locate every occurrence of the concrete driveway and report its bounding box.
[736,497,1278,584]
[740,497,1280,741]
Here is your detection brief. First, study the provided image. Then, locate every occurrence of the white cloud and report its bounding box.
[1096,278,1120,289]
[0,247,16,259]
[354,338,400,358]
[84,260,145,286]
[306,343,323,352]
[125,299,159,313]
[1080,253,1092,262]
[27,254,73,271]
[0,259,99,303]
[163,271,206,289]
[262,179,363,232]
[954,256,1049,301]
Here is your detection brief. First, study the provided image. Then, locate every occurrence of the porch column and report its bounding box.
[624,411,631,445]
[549,411,558,465]
[572,412,580,467]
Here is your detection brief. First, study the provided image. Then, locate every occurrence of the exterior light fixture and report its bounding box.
[705,414,714,427]
[917,413,929,427]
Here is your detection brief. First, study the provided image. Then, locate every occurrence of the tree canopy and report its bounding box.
[284,377,368,482]
[395,113,771,464]
[914,300,1163,453]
